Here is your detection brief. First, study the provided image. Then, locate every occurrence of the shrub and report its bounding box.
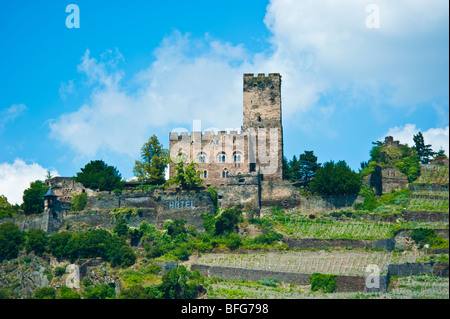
[215,207,242,235]
[410,228,448,249]
[25,228,48,255]
[0,223,25,262]
[59,286,81,299]
[83,284,116,299]
[34,287,56,299]
[71,192,87,212]
[310,273,337,293]
[54,266,66,277]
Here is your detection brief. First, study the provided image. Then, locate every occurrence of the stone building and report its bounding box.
[168,73,284,187]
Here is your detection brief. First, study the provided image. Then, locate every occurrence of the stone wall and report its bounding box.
[259,180,362,214]
[190,264,388,292]
[370,165,409,195]
[387,262,449,278]
[283,237,395,252]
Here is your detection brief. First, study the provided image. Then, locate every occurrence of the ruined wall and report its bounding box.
[387,262,449,278]
[259,181,362,214]
[45,177,97,204]
[370,165,409,195]
[217,174,260,213]
[283,237,395,252]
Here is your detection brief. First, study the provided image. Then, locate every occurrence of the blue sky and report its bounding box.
[0,0,448,204]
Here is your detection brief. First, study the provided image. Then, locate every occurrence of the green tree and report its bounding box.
[282,156,292,181]
[133,135,169,185]
[25,228,48,255]
[48,232,72,260]
[310,160,362,196]
[0,195,16,219]
[166,159,203,191]
[22,180,48,215]
[413,132,435,164]
[75,160,123,191]
[113,218,129,237]
[215,207,242,235]
[289,155,301,182]
[299,151,321,183]
[0,223,26,262]
[71,192,87,211]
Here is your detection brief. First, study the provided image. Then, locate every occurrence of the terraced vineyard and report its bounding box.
[416,165,449,185]
[407,198,449,212]
[192,251,419,276]
[274,219,394,239]
[206,275,449,299]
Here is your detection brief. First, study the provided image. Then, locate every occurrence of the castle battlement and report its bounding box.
[169,130,242,141]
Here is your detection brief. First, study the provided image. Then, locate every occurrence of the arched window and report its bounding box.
[222,168,229,179]
[234,154,242,162]
[198,153,206,163]
[203,170,208,178]
[217,152,227,163]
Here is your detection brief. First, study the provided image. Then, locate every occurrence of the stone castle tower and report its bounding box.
[168,73,284,187]
[243,73,283,181]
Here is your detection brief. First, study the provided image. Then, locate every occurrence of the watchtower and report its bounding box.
[242,73,284,181]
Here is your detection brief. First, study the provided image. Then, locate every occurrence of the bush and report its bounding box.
[25,228,48,255]
[410,229,448,249]
[83,284,116,299]
[71,192,87,212]
[34,287,56,299]
[59,286,81,299]
[226,233,242,250]
[0,223,25,262]
[215,207,242,235]
[310,273,337,293]
[253,231,283,245]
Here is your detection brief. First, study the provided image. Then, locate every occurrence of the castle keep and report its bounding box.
[169,73,284,187]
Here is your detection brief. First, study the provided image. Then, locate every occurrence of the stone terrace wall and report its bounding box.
[283,237,395,252]
[191,264,388,293]
[259,181,363,215]
[387,262,449,278]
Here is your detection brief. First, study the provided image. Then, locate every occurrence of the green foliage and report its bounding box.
[394,151,421,182]
[358,186,379,211]
[413,132,435,164]
[71,192,87,212]
[166,219,187,238]
[201,212,216,235]
[159,266,203,299]
[299,151,321,182]
[83,284,116,299]
[22,180,48,215]
[75,160,123,191]
[113,218,129,237]
[253,230,283,245]
[0,223,25,262]
[310,160,362,196]
[208,186,219,213]
[166,159,203,191]
[133,135,170,185]
[310,273,337,293]
[0,195,18,219]
[360,160,377,178]
[48,232,72,260]
[119,285,154,299]
[25,228,48,255]
[34,287,56,299]
[58,286,81,299]
[215,207,243,236]
[410,229,448,249]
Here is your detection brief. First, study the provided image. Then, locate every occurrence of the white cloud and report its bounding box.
[0,104,27,130]
[0,159,58,205]
[382,124,449,155]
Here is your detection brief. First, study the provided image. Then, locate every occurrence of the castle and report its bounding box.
[168,73,284,187]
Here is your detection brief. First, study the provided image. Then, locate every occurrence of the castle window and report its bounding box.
[234,154,242,162]
[222,169,229,179]
[198,153,206,163]
[203,170,208,179]
[258,116,261,122]
[217,152,227,163]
